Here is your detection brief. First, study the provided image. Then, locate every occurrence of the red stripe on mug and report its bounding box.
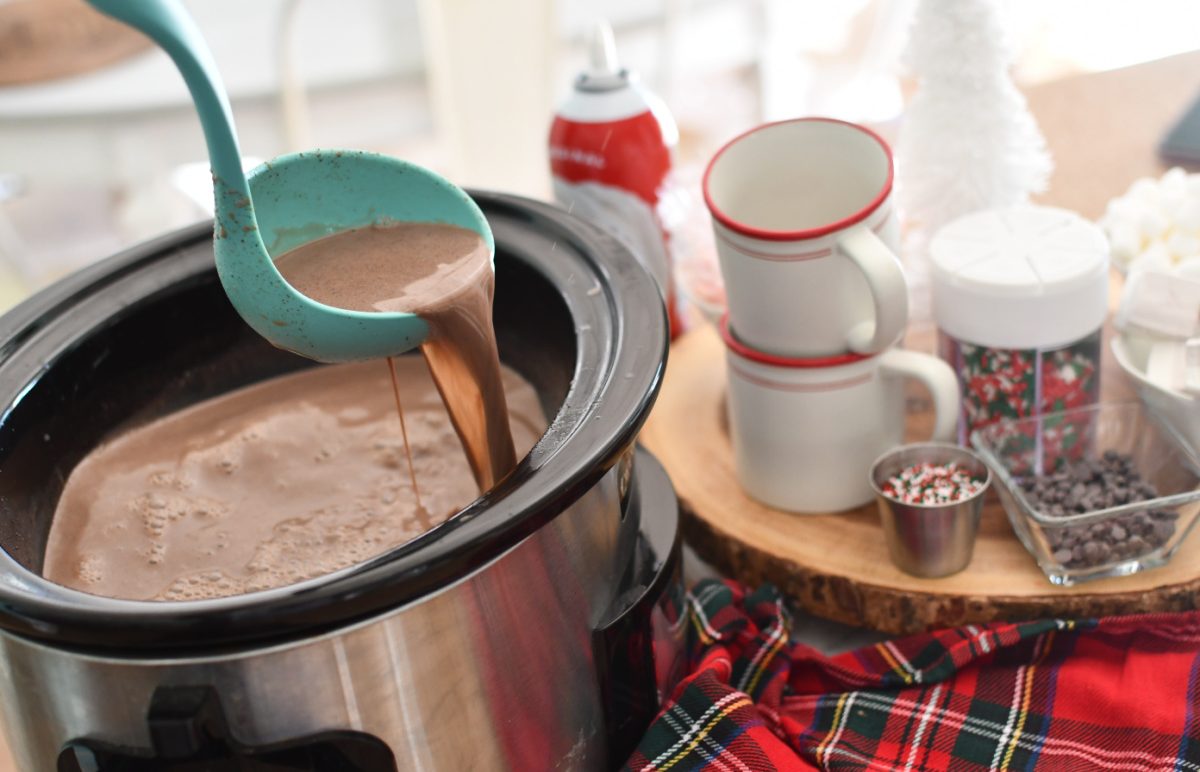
[715,205,893,263]
[719,315,872,368]
[714,229,833,261]
[728,361,873,392]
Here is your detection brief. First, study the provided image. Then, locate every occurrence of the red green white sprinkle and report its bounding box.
[881,462,985,506]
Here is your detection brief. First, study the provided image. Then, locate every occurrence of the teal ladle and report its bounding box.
[86,0,493,362]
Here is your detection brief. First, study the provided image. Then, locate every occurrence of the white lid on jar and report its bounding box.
[930,205,1110,350]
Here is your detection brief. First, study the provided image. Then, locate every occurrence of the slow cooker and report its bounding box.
[0,193,684,770]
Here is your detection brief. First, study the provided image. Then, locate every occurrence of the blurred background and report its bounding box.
[1,0,1199,310]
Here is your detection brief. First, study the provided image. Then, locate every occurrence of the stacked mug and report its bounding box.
[704,118,960,512]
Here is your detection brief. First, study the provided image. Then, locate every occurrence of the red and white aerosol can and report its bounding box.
[549,22,685,337]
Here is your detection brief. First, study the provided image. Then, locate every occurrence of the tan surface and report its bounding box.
[2,51,1199,770]
[1026,52,1199,219]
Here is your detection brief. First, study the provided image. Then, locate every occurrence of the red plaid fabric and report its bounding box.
[624,580,1200,771]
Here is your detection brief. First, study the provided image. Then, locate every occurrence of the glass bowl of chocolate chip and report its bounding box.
[971,402,1200,585]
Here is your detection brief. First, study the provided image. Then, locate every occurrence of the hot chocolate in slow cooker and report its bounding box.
[0,193,683,771]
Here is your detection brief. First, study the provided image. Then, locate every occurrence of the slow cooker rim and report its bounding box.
[0,192,667,654]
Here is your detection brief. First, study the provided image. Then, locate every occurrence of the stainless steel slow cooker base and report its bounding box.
[3,450,681,772]
[0,194,681,771]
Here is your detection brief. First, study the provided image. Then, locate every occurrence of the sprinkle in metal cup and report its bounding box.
[869,443,992,578]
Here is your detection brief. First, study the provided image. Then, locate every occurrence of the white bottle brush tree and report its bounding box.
[897,0,1053,243]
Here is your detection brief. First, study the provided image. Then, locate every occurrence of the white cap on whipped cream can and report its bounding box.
[549,21,685,337]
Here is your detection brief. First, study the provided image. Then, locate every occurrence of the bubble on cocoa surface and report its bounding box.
[142,509,168,538]
[147,471,193,491]
[193,505,224,520]
[156,570,243,601]
[76,555,104,585]
[337,406,370,423]
[136,491,223,539]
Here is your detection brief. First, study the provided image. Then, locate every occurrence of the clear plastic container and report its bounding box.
[938,329,1103,445]
[931,205,1109,444]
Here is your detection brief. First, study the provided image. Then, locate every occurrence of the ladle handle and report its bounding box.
[85,0,250,201]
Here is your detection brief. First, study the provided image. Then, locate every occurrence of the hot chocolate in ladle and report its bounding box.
[86,0,493,362]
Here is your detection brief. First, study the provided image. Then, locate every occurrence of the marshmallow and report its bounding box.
[1130,177,1162,206]
[1162,167,1189,198]
[1117,268,1200,339]
[1162,192,1188,222]
[1106,196,1145,225]
[1167,230,1200,262]
[1140,208,1172,241]
[1101,170,1200,273]
[1147,341,1187,392]
[1138,241,1173,273]
[1176,197,1200,231]
[1108,221,1142,264]
[1145,339,1200,396]
[1175,256,1200,281]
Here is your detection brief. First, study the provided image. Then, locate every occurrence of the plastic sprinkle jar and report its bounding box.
[931,205,1110,451]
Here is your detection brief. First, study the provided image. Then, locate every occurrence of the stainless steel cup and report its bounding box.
[869,443,991,578]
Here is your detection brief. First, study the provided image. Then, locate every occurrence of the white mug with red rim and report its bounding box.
[704,117,908,357]
[722,318,959,513]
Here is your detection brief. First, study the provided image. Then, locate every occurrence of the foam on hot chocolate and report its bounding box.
[41,358,546,602]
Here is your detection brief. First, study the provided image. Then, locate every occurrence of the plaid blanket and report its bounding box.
[624,580,1200,771]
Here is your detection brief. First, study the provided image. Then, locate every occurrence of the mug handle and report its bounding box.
[879,348,960,442]
[836,226,909,354]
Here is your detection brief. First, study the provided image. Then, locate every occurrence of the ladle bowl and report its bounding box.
[225,150,493,361]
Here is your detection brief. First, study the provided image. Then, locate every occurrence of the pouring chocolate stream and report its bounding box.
[274,223,518,491]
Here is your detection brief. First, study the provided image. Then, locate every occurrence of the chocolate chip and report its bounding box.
[1153,520,1176,544]
[1019,450,1173,571]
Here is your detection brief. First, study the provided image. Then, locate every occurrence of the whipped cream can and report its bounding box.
[549,22,684,337]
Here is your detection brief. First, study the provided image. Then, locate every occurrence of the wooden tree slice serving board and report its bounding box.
[640,322,1200,635]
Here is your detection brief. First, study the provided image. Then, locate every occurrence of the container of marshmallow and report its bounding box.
[1104,168,1200,454]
